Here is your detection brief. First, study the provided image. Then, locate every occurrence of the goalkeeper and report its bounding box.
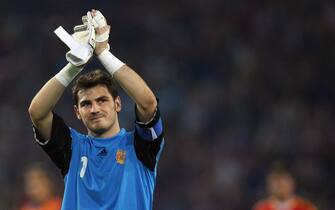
[28,9,164,210]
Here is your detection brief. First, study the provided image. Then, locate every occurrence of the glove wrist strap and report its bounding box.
[55,63,82,87]
[97,49,125,76]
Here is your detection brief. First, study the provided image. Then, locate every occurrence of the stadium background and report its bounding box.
[1,0,334,209]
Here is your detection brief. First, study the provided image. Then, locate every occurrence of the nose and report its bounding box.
[90,102,100,113]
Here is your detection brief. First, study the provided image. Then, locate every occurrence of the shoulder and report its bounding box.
[46,196,62,208]
[119,129,136,145]
[294,196,317,210]
[69,127,82,136]
[253,198,272,210]
[69,128,89,142]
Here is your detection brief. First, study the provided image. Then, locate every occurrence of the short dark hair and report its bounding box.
[72,69,118,105]
[268,161,291,176]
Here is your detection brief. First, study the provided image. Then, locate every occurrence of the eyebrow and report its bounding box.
[95,96,110,101]
[79,95,110,104]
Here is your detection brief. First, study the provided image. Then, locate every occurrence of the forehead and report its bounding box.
[25,169,47,181]
[268,172,292,181]
[77,85,112,102]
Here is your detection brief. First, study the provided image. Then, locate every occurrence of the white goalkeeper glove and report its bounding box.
[91,10,110,43]
[92,10,124,76]
[54,12,96,67]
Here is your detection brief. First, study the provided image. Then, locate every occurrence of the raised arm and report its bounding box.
[114,66,157,122]
[28,64,82,140]
[29,12,100,139]
[92,10,157,123]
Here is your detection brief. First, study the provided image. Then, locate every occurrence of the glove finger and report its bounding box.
[92,10,107,28]
[95,25,110,42]
[73,24,87,33]
[82,15,88,24]
[86,11,98,28]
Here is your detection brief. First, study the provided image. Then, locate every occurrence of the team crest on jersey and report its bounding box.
[116,149,126,164]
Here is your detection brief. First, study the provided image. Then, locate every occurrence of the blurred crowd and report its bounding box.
[1,0,335,209]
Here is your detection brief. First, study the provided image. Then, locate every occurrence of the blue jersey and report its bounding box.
[33,107,164,210]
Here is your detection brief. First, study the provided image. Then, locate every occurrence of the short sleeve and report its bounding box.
[33,112,72,176]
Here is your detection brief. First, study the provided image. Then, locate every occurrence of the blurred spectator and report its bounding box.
[18,164,61,210]
[252,163,317,210]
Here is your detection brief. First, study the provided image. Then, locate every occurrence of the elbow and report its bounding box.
[28,101,43,121]
[137,96,158,122]
[144,95,157,111]
[28,102,37,119]
[138,95,157,112]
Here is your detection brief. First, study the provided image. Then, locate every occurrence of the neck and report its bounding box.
[272,194,294,203]
[88,122,121,138]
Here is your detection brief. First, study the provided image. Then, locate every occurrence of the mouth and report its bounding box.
[90,115,104,121]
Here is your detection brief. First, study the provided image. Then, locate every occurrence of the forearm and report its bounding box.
[96,48,157,122]
[29,63,81,121]
[114,66,157,122]
[29,77,66,121]
[92,11,157,122]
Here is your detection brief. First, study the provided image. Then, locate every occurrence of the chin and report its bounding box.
[92,127,108,135]
[87,123,107,135]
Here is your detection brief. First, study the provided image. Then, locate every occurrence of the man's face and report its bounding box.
[74,85,121,137]
[267,172,295,201]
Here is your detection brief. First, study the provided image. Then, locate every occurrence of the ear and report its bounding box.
[114,96,122,113]
[74,105,82,120]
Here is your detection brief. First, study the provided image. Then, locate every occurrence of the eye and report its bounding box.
[97,98,108,104]
[80,101,91,108]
